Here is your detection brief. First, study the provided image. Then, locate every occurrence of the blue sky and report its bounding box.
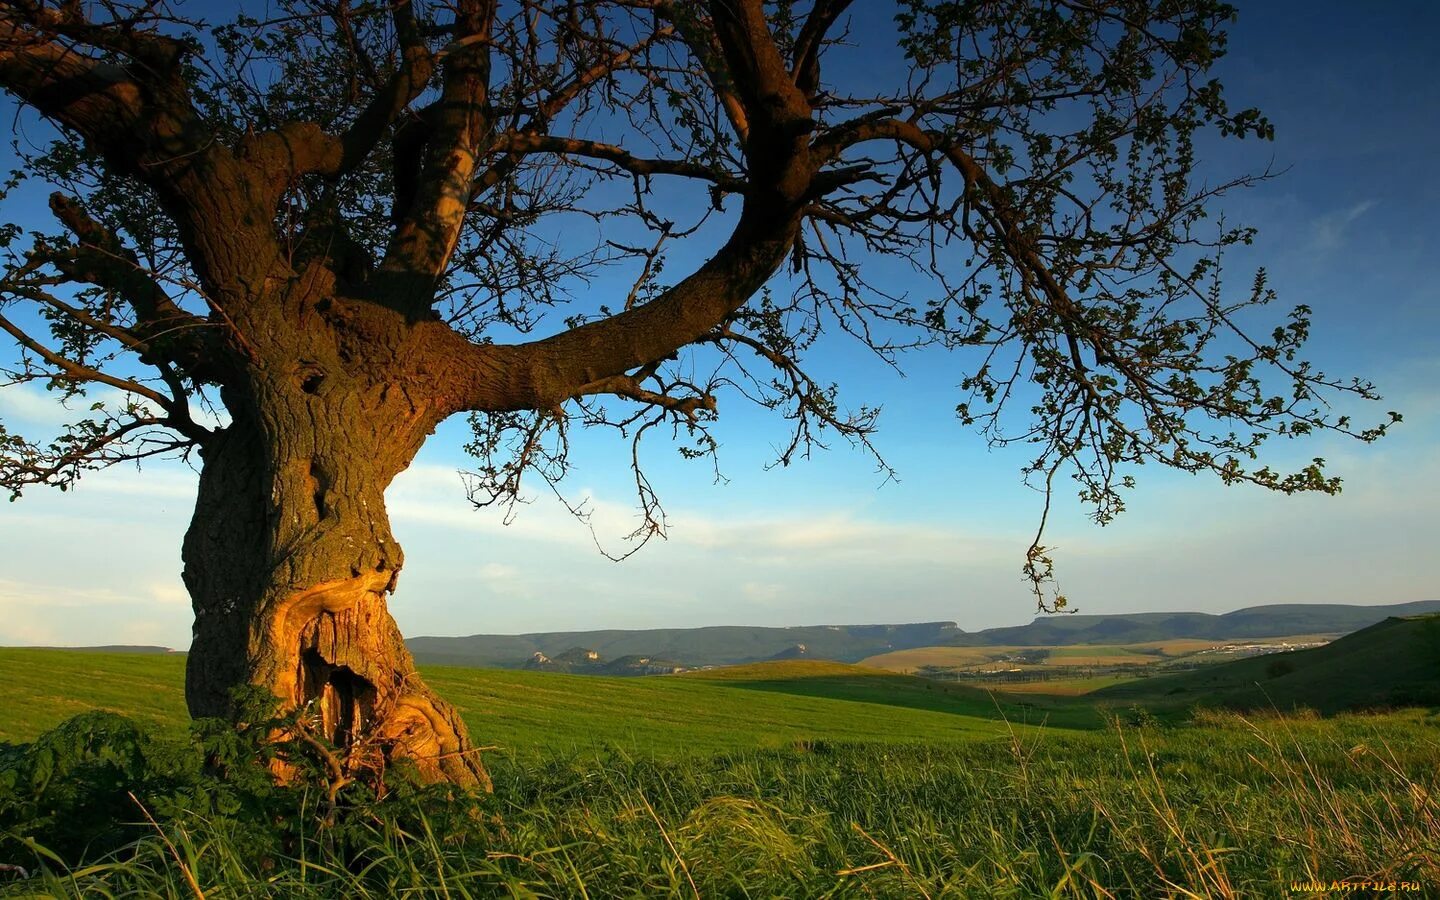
[0,2,1436,648]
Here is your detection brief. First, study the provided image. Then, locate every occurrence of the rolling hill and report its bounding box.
[0,650,1095,754]
[405,601,1440,669]
[1095,615,1440,713]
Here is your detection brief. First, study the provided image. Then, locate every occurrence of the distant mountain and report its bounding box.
[519,647,687,676]
[768,643,810,661]
[407,622,963,669]
[948,601,1440,648]
[1095,614,1440,713]
[406,602,1440,671]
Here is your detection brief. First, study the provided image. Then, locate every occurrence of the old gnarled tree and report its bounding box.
[0,0,1392,788]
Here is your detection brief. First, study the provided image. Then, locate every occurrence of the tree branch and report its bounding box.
[488,132,744,190]
[380,0,497,296]
[42,194,219,372]
[1,6,285,303]
[0,307,175,412]
[576,372,717,421]
[335,0,434,175]
[791,0,853,98]
[448,0,864,413]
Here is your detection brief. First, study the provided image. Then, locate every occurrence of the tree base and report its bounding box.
[189,571,490,791]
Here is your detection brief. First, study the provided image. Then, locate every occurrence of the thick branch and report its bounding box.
[444,0,858,413]
[707,0,814,195]
[791,0,853,97]
[337,0,434,174]
[456,205,796,412]
[381,0,497,295]
[1,1,188,74]
[1,11,285,304]
[0,17,158,153]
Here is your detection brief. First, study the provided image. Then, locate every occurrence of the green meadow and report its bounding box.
[2,647,1439,897]
[0,652,1093,754]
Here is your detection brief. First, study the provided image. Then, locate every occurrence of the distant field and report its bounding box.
[855,645,1010,670]
[1043,646,1154,666]
[861,633,1341,680]
[992,675,1133,695]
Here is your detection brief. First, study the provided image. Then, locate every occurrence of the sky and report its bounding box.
[0,2,1437,648]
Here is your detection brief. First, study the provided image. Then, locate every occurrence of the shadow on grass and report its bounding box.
[702,673,1109,730]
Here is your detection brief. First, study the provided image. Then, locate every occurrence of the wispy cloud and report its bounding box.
[4,374,1436,646]
[1311,199,1378,252]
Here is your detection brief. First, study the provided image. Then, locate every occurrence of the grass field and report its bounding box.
[0,649,188,742]
[988,674,1134,695]
[0,651,1104,755]
[2,643,1439,896]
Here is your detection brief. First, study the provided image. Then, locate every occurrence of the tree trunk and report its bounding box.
[181,352,490,790]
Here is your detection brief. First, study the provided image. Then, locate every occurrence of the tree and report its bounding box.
[0,0,1394,789]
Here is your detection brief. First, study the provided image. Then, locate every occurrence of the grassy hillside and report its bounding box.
[1097,615,1440,713]
[947,600,1440,647]
[684,660,1100,728]
[861,635,1334,678]
[427,660,1087,759]
[865,640,1191,672]
[0,652,1103,755]
[8,617,1435,755]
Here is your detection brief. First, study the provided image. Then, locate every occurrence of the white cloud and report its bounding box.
[144,581,192,608]
[4,383,150,430]
[388,463,596,547]
[0,610,61,645]
[477,562,520,580]
[1,384,81,427]
[739,581,783,603]
[0,578,156,609]
[1311,199,1377,252]
[0,579,192,648]
[80,464,198,499]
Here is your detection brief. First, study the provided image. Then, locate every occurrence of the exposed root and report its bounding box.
[248,573,491,791]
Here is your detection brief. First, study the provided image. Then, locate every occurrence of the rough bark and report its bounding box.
[181,280,490,790]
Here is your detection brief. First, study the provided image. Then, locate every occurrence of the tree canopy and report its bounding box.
[0,0,1396,785]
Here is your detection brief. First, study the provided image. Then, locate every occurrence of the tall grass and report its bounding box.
[5,710,1437,898]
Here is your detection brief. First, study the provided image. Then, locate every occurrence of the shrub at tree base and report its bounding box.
[0,701,487,876]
